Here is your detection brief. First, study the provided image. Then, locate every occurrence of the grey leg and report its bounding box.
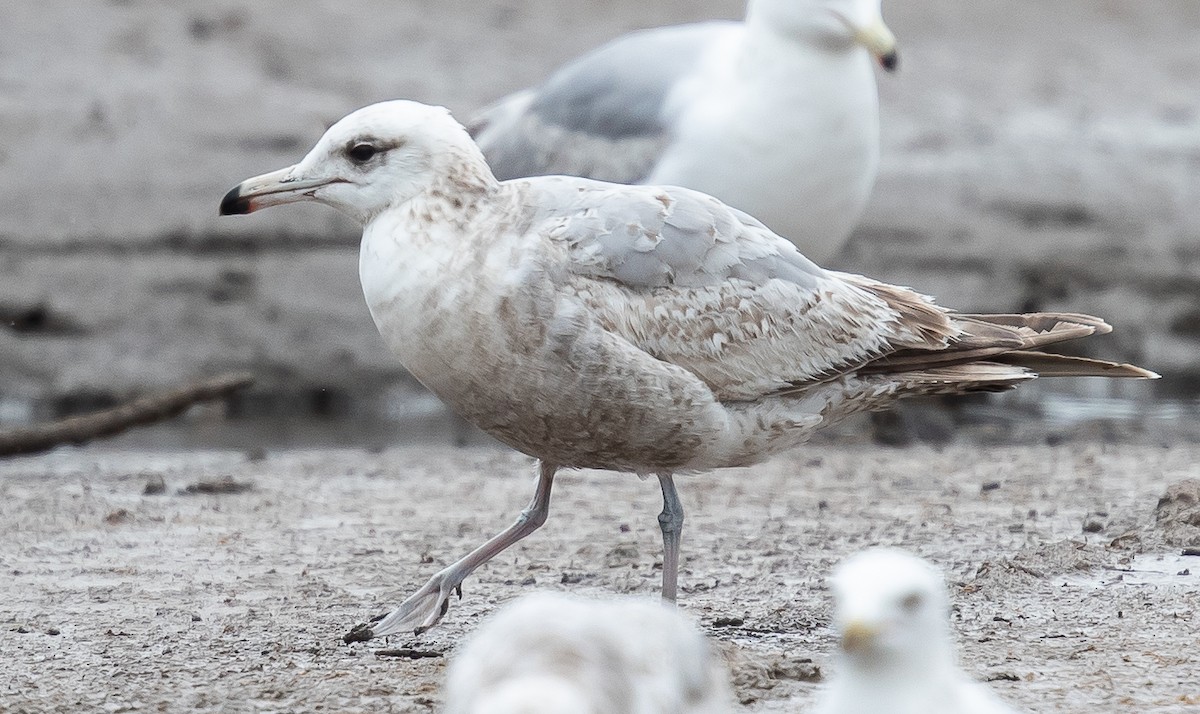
[657,472,684,604]
[358,461,557,639]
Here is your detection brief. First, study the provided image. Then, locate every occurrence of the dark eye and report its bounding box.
[900,592,924,613]
[347,142,378,163]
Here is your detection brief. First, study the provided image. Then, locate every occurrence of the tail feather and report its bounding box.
[860,311,1151,380]
[896,363,1037,396]
[820,275,1156,401]
[959,312,1113,335]
[994,350,1160,379]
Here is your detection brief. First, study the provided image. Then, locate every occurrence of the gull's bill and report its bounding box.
[219,166,337,215]
[855,17,898,71]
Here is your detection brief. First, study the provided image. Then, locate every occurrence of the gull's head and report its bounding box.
[219,100,491,225]
[829,549,952,670]
[751,0,898,71]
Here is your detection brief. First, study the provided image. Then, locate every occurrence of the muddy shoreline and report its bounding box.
[3,443,1199,712]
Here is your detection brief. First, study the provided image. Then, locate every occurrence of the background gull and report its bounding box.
[219,100,1155,639]
[470,0,898,265]
[443,593,732,714]
[818,549,1021,714]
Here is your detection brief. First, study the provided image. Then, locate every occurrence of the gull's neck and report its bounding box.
[842,643,957,690]
[396,144,501,229]
[833,659,959,713]
[358,144,504,347]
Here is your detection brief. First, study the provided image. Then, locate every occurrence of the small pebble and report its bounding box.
[104,509,132,525]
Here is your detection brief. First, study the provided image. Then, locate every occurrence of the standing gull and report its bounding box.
[443,593,732,714]
[470,0,898,264]
[219,100,1155,639]
[818,549,1021,714]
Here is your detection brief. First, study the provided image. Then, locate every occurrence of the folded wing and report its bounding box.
[527,178,1155,401]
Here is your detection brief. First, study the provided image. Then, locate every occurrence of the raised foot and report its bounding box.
[341,569,464,643]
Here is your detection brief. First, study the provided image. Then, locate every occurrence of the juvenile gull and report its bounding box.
[470,0,897,264]
[219,100,1156,639]
[818,549,1021,714]
[443,593,732,714]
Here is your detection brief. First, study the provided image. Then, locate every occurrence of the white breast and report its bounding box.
[358,209,488,390]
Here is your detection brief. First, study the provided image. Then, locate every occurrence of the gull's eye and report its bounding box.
[347,142,378,164]
[900,592,924,613]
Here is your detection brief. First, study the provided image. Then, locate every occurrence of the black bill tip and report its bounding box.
[879,50,899,72]
[219,184,252,216]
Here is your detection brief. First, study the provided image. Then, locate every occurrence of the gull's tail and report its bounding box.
[857,309,1158,395]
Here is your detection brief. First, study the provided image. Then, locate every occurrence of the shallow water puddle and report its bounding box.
[1063,553,1200,589]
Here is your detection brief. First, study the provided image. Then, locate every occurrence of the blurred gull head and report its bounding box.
[829,548,953,670]
[749,0,898,70]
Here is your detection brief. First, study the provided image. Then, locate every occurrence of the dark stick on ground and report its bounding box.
[0,372,254,458]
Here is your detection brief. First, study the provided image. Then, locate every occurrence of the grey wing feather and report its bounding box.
[528,178,826,290]
[469,22,735,183]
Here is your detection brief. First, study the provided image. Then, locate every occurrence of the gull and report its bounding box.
[469,0,898,265]
[818,549,1022,714]
[443,593,732,714]
[219,100,1156,639]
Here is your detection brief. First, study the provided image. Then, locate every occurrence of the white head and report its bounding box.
[219,100,494,225]
[829,548,954,673]
[748,0,898,71]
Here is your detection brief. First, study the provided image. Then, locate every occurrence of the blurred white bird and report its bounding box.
[443,593,733,714]
[470,0,898,265]
[219,100,1154,639]
[818,549,1021,714]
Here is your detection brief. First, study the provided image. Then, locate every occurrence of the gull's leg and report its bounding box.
[349,461,557,641]
[656,472,684,604]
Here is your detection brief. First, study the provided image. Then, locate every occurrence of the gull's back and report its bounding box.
[467,2,887,264]
[468,22,737,184]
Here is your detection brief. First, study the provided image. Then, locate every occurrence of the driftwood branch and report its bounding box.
[0,372,254,458]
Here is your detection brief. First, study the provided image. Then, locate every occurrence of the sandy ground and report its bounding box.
[2,442,1199,713]
[2,0,1199,407]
